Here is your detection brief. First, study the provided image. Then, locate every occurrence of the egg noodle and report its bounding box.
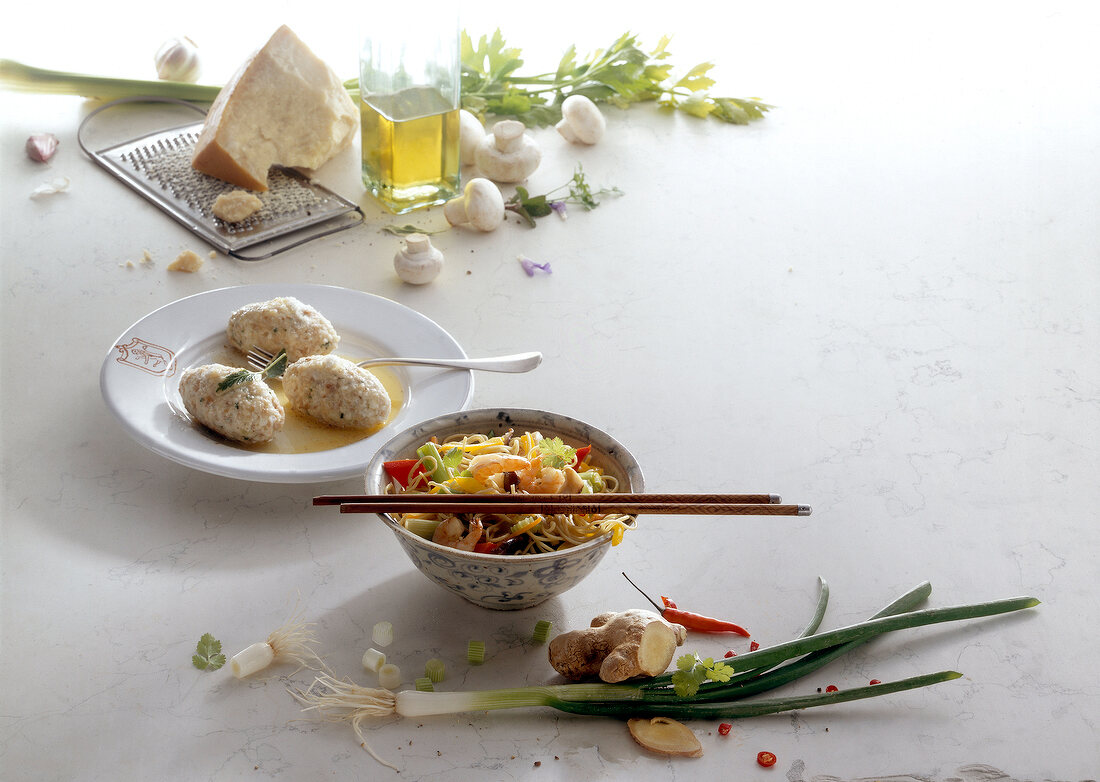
[385,429,636,554]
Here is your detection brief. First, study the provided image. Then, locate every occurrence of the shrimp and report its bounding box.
[467,451,564,494]
[431,516,484,551]
[468,453,530,483]
[518,462,567,494]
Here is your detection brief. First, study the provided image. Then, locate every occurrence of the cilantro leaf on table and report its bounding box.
[192,633,226,671]
[670,653,735,697]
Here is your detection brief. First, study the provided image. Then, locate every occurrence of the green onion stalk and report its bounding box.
[0,59,222,102]
[291,584,1037,727]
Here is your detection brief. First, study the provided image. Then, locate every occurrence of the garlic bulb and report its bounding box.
[155,37,201,82]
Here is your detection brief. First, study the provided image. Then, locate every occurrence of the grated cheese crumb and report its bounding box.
[167,249,204,273]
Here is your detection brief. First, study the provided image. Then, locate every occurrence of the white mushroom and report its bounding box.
[459,110,485,167]
[443,178,505,232]
[556,95,606,145]
[393,234,444,285]
[474,120,541,183]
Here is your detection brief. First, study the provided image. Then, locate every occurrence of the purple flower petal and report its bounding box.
[518,255,552,277]
[549,200,568,220]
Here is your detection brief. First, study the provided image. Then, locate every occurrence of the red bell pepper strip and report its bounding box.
[622,573,751,636]
[383,459,427,488]
[573,445,592,468]
[474,541,501,554]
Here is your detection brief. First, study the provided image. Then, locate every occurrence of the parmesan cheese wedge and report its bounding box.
[191,25,358,191]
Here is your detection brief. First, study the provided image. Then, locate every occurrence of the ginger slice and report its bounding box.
[627,717,703,758]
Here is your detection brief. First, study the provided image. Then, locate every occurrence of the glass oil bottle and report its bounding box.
[359,10,461,214]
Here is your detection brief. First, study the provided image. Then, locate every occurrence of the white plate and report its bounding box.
[100,284,473,483]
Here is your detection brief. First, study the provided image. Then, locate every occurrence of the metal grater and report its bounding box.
[78,97,363,260]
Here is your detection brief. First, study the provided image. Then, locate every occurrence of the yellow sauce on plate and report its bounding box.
[246,367,404,454]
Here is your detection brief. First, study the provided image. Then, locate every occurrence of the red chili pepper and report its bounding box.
[383,459,427,488]
[825,685,839,692]
[573,445,592,468]
[869,679,881,685]
[717,723,732,736]
[660,606,751,636]
[473,541,501,554]
[749,640,760,651]
[660,596,678,609]
[622,573,751,635]
[724,650,736,658]
[757,751,777,767]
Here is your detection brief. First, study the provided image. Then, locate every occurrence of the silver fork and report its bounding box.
[246,346,542,375]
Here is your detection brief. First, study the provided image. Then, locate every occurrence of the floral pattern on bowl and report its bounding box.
[363,408,645,610]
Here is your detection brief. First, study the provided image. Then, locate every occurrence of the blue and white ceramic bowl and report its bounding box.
[364,408,644,610]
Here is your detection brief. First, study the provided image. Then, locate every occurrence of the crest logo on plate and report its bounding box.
[114,337,176,376]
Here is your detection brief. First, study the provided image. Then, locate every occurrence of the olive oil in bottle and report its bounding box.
[361,86,460,214]
[359,8,461,214]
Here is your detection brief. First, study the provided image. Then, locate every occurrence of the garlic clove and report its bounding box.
[25,133,59,163]
[155,37,201,83]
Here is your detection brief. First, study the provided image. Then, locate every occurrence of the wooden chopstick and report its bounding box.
[314,492,784,506]
[319,495,811,517]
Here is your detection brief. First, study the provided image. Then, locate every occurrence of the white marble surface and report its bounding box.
[1,2,1098,780]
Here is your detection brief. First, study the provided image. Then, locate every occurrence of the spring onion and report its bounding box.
[403,517,443,539]
[415,677,434,692]
[425,658,446,683]
[291,586,1036,730]
[416,443,452,484]
[362,648,386,673]
[657,579,929,702]
[378,663,402,690]
[372,621,394,648]
[532,620,553,644]
[467,640,486,665]
[229,605,326,679]
[0,58,222,101]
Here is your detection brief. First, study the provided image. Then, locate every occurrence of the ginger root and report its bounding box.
[547,609,687,683]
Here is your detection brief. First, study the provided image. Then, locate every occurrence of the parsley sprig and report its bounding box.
[345,31,770,127]
[459,31,770,127]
